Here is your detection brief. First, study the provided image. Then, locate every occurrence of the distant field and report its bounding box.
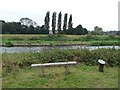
[1,34,120,46]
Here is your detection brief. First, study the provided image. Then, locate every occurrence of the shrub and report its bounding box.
[2,48,119,75]
[5,42,14,47]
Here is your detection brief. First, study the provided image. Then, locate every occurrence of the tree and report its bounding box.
[21,25,29,34]
[44,11,50,31]
[63,13,68,33]
[71,25,88,35]
[83,28,88,35]
[52,12,57,34]
[91,26,103,35]
[40,25,49,34]
[1,20,6,34]
[68,14,73,29]
[74,24,83,35]
[65,28,75,35]
[57,12,62,34]
[20,17,38,27]
[28,25,35,34]
[2,22,22,34]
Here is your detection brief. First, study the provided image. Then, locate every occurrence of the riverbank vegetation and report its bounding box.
[2,48,119,88]
[1,34,120,46]
[2,48,120,88]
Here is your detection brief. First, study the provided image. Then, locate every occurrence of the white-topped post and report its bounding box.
[98,59,105,72]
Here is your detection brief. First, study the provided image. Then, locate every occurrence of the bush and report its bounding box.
[2,48,119,75]
[5,42,14,47]
[91,41,120,46]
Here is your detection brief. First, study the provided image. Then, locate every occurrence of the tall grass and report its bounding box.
[2,48,120,76]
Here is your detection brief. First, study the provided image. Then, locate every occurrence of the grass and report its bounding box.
[2,65,118,88]
[2,48,119,88]
[1,34,120,46]
[2,48,119,76]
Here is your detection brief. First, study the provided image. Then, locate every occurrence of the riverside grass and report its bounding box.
[1,34,120,46]
[2,48,119,73]
[2,48,119,88]
[2,65,118,88]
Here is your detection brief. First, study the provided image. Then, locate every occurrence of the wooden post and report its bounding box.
[98,59,105,72]
[41,67,45,77]
[99,63,104,72]
[64,65,69,74]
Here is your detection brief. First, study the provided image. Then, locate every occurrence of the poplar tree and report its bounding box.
[44,11,50,30]
[57,12,62,33]
[68,14,73,29]
[52,12,57,34]
[63,13,68,33]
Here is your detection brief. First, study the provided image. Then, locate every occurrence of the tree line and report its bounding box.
[2,11,115,35]
[1,11,88,34]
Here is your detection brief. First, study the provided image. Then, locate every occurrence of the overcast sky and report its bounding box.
[0,0,119,31]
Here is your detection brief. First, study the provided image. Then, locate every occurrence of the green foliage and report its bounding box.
[5,42,14,47]
[1,13,119,35]
[91,26,103,35]
[2,48,119,75]
[108,35,116,39]
[44,11,50,30]
[57,12,62,33]
[91,41,120,46]
[52,12,57,34]
[66,25,88,35]
[68,14,73,29]
[63,13,68,32]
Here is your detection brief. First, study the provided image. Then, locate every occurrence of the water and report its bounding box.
[0,45,120,53]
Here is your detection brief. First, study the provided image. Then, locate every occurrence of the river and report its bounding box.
[0,45,120,53]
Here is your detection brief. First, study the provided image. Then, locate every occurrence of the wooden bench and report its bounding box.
[31,61,77,76]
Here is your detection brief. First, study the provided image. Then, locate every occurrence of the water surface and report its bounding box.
[0,45,120,53]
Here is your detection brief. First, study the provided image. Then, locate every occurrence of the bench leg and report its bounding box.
[64,65,70,74]
[41,67,45,77]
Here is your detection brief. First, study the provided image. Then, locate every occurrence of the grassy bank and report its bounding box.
[2,48,119,88]
[1,34,120,46]
[2,48,119,75]
[2,65,118,88]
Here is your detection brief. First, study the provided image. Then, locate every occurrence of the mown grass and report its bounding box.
[1,34,120,46]
[2,65,118,88]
